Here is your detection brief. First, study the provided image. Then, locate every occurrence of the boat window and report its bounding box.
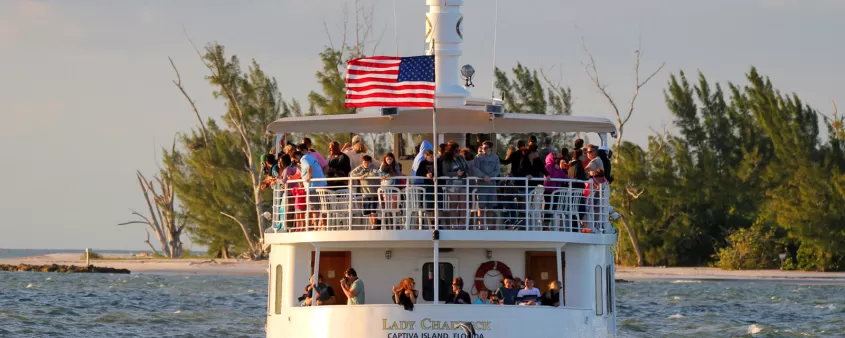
[274,264,283,314]
[595,265,603,316]
[422,262,454,301]
[606,265,613,313]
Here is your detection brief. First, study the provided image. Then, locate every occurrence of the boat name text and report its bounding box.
[382,318,491,331]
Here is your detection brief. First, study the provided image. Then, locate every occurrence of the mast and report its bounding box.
[426,0,470,107]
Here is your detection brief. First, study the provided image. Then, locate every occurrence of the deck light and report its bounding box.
[385,250,392,260]
[461,64,475,87]
[486,250,493,259]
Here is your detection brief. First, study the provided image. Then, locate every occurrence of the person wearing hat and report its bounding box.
[340,268,365,305]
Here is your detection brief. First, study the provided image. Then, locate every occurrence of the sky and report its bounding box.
[0,0,842,251]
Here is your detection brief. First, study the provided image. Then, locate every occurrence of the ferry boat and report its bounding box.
[262,1,618,336]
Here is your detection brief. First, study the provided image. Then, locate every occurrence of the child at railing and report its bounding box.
[288,151,306,231]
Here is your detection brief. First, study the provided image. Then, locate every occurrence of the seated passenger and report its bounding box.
[493,276,520,305]
[541,280,562,307]
[392,277,418,311]
[445,277,471,304]
[302,274,336,306]
[474,289,492,304]
[516,276,542,306]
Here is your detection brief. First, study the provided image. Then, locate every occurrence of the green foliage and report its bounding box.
[714,220,783,270]
[166,43,282,256]
[610,67,845,270]
[493,64,574,155]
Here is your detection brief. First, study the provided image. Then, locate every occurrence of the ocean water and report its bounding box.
[0,249,140,259]
[1,272,843,338]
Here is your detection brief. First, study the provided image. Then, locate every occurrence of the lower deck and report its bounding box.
[266,244,617,337]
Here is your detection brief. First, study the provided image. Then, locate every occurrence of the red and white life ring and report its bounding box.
[473,261,512,293]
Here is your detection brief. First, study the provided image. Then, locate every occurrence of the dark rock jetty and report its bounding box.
[0,263,130,274]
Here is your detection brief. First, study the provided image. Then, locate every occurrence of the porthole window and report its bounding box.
[274,264,283,314]
[595,265,603,316]
[422,262,454,301]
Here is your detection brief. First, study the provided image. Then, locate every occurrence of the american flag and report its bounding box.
[344,55,435,108]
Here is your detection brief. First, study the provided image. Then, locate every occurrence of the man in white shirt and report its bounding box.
[516,276,542,306]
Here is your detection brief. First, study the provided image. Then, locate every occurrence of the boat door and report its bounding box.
[310,251,351,305]
[525,251,565,294]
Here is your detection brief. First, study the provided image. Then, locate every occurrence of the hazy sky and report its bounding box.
[1,0,842,251]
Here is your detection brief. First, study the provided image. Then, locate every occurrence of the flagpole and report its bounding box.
[432,106,439,233]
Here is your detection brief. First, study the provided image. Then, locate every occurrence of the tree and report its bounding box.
[119,142,187,258]
[493,63,574,154]
[582,38,666,160]
[165,40,282,259]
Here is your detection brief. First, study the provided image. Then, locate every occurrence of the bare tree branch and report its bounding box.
[118,220,151,226]
[625,184,645,199]
[169,56,209,147]
[143,228,159,256]
[220,211,258,255]
[582,36,665,162]
[184,28,265,242]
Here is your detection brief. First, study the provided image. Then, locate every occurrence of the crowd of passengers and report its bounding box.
[261,135,614,232]
[300,268,563,311]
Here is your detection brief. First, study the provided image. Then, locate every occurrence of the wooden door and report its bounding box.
[311,251,351,305]
[525,251,565,294]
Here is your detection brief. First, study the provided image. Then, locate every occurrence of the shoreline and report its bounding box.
[3,254,845,282]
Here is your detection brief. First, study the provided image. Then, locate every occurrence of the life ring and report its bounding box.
[474,261,512,294]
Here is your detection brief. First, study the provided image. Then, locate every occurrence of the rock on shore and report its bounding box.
[0,263,130,274]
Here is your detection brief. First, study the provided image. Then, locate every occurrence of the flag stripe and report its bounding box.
[346,73,399,80]
[347,65,400,72]
[348,88,436,95]
[346,84,435,91]
[346,97,435,104]
[346,93,435,100]
[345,55,435,108]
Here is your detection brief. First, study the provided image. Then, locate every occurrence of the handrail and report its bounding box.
[268,175,612,234]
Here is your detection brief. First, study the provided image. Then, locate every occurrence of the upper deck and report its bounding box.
[265,176,617,246]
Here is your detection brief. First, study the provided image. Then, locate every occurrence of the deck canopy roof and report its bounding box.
[266,106,616,134]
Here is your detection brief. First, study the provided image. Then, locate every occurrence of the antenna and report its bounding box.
[393,0,399,56]
[490,0,500,99]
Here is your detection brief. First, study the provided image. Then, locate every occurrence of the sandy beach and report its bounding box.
[3,253,845,282]
[0,253,267,275]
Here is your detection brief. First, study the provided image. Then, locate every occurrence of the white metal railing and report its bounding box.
[268,176,613,234]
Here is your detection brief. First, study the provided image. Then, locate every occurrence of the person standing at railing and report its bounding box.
[413,148,436,219]
[326,141,351,189]
[350,155,381,229]
[301,137,328,172]
[510,144,543,228]
[342,136,369,170]
[298,143,328,230]
[543,152,569,229]
[411,141,433,185]
[582,145,608,233]
[474,141,500,229]
[439,141,469,228]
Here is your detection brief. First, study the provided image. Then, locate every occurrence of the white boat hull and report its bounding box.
[267,304,613,338]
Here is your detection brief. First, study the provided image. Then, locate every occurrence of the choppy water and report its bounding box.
[1,272,843,337]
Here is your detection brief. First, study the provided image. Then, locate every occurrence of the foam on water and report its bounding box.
[2,272,844,337]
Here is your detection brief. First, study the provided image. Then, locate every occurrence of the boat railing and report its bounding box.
[268,176,613,234]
